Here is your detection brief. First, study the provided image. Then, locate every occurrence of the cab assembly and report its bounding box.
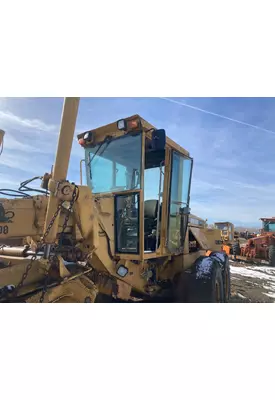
[0,98,230,303]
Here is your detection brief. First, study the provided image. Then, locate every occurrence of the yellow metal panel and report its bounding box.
[189,226,210,250]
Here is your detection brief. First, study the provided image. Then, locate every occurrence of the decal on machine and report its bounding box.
[0,203,14,234]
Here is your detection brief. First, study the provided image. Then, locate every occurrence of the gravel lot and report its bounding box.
[230,260,275,303]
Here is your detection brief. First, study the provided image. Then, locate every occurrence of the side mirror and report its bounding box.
[179,206,191,215]
[145,129,166,169]
[151,129,166,151]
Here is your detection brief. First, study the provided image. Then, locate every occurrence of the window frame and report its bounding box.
[85,132,143,195]
[114,191,140,254]
[167,150,193,251]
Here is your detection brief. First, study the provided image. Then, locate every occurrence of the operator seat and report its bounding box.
[144,199,162,251]
[144,200,158,231]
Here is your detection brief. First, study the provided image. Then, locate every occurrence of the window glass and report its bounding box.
[86,133,142,194]
[168,152,192,251]
[265,222,275,232]
[115,193,139,253]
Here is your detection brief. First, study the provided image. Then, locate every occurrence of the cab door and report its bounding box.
[167,150,193,253]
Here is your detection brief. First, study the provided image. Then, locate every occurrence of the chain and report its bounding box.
[39,185,78,303]
[12,254,37,298]
[39,273,51,303]
[41,203,63,243]
[10,184,78,302]
[10,205,62,300]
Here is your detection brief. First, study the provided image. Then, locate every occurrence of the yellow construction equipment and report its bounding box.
[189,214,223,253]
[188,214,207,228]
[214,221,240,256]
[0,98,231,302]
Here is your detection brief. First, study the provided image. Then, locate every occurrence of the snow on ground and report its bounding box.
[263,292,275,299]
[230,261,275,301]
[230,265,275,281]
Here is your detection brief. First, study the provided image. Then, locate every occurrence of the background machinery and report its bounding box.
[214,221,241,257]
[240,217,275,266]
[189,215,223,253]
[0,98,231,302]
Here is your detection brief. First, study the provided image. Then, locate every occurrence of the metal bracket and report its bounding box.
[48,179,75,202]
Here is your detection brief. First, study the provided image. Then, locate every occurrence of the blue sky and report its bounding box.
[1,97,275,227]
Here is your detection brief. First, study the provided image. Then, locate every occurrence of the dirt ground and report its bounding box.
[230,259,275,303]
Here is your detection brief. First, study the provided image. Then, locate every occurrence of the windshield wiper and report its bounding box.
[87,138,111,169]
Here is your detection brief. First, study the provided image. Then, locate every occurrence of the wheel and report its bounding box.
[268,245,275,266]
[222,261,231,302]
[189,256,225,303]
[209,252,231,302]
[232,242,241,257]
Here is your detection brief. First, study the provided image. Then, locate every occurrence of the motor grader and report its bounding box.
[214,221,241,257]
[189,214,223,253]
[0,98,231,303]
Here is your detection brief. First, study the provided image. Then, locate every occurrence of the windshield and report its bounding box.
[263,221,275,232]
[215,223,228,231]
[85,133,142,194]
[189,217,205,227]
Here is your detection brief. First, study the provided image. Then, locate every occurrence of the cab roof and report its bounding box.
[77,114,190,157]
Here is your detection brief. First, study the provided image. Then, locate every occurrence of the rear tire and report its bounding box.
[189,257,225,303]
[222,262,231,302]
[268,245,275,266]
[209,252,231,302]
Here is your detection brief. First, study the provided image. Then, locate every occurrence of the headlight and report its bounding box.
[78,131,93,146]
[116,265,128,277]
[117,119,126,130]
[117,118,141,131]
[84,131,93,141]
